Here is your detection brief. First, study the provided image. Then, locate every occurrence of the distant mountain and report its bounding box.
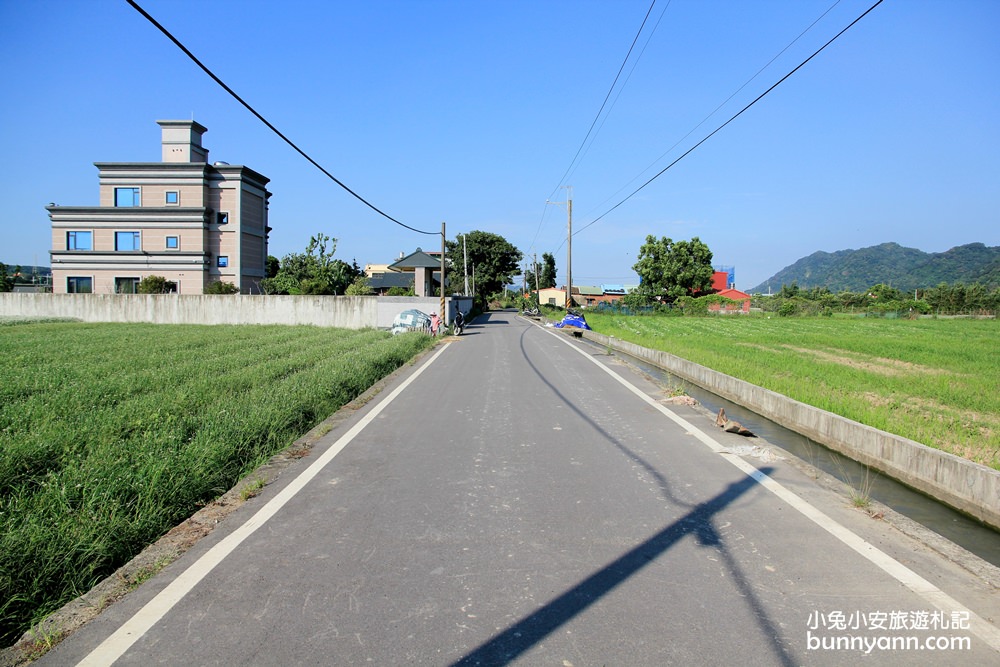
[749,243,1000,294]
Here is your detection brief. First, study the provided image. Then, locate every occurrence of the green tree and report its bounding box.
[265,255,280,279]
[865,283,904,302]
[539,252,557,289]
[0,263,11,292]
[261,234,360,295]
[445,231,522,302]
[632,236,714,302]
[345,276,373,296]
[779,281,800,298]
[136,275,176,294]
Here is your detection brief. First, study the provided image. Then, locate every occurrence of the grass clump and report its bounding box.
[0,322,433,646]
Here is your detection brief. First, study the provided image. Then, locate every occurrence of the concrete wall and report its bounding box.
[2,293,374,328]
[583,330,1000,531]
[1,293,475,330]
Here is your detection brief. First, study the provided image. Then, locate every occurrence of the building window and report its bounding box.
[115,231,141,251]
[67,277,93,293]
[67,231,92,250]
[115,277,140,294]
[166,236,179,250]
[165,191,179,205]
[115,187,141,207]
[217,256,229,268]
[217,211,229,225]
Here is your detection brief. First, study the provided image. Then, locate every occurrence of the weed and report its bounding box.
[829,452,879,512]
[239,477,267,502]
[21,623,66,661]
[121,557,173,592]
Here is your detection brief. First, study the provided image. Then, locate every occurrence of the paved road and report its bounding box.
[41,311,999,665]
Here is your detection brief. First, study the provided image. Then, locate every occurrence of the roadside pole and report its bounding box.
[440,221,447,327]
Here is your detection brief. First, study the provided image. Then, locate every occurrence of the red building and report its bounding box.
[710,288,752,313]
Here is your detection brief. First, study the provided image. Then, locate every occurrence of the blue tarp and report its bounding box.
[553,313,591,330]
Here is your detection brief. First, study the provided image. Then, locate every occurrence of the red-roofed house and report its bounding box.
[710,288,752,314]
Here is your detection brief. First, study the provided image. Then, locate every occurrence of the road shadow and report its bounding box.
[448,327,797,665]
[451,469,785,666]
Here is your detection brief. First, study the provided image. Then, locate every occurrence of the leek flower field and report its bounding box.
[0,322,433,645]
[585,313,999,470]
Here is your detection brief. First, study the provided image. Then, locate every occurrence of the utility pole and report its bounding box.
[566,188,572,310]
[440,221,446,325]
[533,253,539,293]
[546,186,573,309]
[463,233,469,295]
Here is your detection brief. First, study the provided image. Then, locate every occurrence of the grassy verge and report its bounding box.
[584,313,999,470]
[0,322,434,646]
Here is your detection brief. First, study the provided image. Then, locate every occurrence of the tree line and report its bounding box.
[754,281,1000,317]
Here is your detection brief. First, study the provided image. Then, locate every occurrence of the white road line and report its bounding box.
[547,327,1000,652]
[76,345,451,667]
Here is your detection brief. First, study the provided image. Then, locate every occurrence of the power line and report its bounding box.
[576,0,885,237]
[563,0,673,189]
[526,0,661,257]
[581,0,844,221]
[126,0,436,237]
[549,0,662,200]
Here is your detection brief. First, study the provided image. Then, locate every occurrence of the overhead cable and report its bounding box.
[575,0,884,237]
[581,0,844,221]
[548,0,662,200]
[126,0,436,236]
[525,0,661,257]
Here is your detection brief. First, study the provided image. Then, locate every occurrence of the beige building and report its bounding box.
[48,120,271,294]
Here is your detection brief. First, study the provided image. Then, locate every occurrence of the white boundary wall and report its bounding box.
[0,293,472,329]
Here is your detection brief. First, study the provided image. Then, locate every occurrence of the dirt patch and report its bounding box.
[781,345,946,378]
[857,392,998,468]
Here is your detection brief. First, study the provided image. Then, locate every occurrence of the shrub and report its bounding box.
[203,281,240,295]
[778,302,797,317]
[344,277,373,296]
[136,276,176,294]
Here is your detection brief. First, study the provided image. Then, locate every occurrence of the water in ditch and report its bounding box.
[613,351,1000,569]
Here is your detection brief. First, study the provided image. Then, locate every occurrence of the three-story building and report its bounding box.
[48,120,271,294]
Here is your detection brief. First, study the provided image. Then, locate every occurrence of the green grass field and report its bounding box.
[584,313,999,470]
[0,322,434,646]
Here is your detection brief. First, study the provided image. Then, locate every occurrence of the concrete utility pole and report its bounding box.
[440,222,446,325]
[533,253,539,293]
[546,186,573,309]
[566,189,572,310]
[463,234,469,296]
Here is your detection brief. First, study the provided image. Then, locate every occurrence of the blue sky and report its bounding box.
[2,0,997,291]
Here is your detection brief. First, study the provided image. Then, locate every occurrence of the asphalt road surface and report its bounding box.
[40,311,999,665]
